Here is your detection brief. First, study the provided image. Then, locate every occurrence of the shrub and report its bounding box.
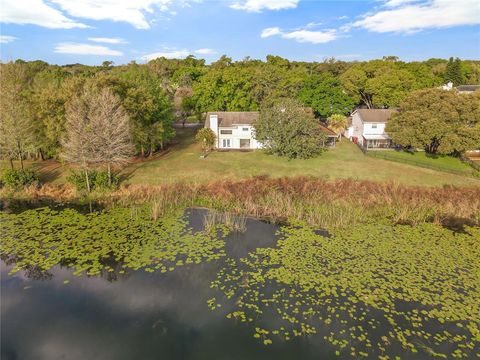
[1,169,40,188]
[67,170,119,191]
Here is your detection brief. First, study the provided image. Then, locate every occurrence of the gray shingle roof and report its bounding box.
[354,108,398,123]
[205,111,259,128]
[457,85,480,92]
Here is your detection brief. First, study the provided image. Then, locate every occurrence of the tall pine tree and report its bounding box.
[444,57,463,86]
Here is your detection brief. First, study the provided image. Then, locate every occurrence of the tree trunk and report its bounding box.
[149,143,154,157]
[39,148,45,161]
[19,154,24,170]
[107,162,112,187]
[85,168,91,193]
[17,141,24,170]
[141,146,145,157]
[9,158,14,170]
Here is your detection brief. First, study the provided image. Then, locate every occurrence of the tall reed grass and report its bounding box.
[203,211,247,233]
[3,176,479,229]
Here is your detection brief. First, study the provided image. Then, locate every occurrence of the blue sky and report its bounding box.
[1,0,479,65]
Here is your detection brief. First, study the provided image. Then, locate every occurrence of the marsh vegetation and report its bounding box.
[1,177,479,359]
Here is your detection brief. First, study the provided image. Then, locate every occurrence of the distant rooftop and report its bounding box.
[457,85,480,92]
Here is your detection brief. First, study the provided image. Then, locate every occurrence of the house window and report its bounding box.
[220,129,232,134]
[372,124,377,129]
[242,127,249,131]
[222,139,231,148]
[240,139,250,149]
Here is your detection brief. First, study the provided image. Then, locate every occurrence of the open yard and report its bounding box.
[2,128,479,187]
[366,149,477,175]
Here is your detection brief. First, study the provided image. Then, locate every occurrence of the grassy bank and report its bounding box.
[4,177,479,230]
[365,149,477,177]
[2,128,480,187]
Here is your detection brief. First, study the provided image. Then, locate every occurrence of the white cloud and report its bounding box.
[261,26,338,44]
[0,35,17,43]
[54,43,123,56]
[0,0,88,28]
[353,0,480,33]
[230,0,299,12]
[260,27,282,38]
[383,0,420,7]
[1,0,190,29]
[283,29,337,43]
[50,0,177,29]
[194,48,217,55]
[141,49,190,61]
[88,37,127,44]
[304,21,323,29]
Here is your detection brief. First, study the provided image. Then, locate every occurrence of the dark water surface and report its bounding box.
[1,209,336,360]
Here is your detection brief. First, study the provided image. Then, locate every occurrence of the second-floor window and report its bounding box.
[220,129,233,134]
[371,124,377,129]
[242,127,249,131]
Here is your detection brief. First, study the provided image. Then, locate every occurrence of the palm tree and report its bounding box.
[327,114,348,141]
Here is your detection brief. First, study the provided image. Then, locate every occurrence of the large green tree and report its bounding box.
[192,65,258,112]
[299,74,356,118]
[340,61,418,108]
[0,62,37,169]
[386,89,480,154]
[254,98,326,159]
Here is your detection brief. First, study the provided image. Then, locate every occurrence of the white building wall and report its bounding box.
[216,124,262,149]
[344,126,354,139]
[363,123,387,135]
[351,112,365,145]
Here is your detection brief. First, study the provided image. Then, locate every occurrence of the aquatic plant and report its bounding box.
[203,211,247,233]
[210,221,480,359]
[0,206,226,277]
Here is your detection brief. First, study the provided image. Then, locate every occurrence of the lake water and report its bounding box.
[2,207,476,359]
[1,208,336,360]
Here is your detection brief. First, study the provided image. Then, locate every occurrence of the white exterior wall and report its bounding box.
[344,126,354,139]
[363,122,387,136]
[351,112,365,145]
[350,111,389,146]
[217,124,262,149]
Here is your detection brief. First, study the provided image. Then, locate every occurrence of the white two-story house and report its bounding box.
[205,111,263,150]
[345,109,398,149]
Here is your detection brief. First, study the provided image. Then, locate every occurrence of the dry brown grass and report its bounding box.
[0,183,77,203]
[106,176,480,228]
[3,176,479,229]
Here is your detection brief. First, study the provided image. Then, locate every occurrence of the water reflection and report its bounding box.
[1,208,336,360]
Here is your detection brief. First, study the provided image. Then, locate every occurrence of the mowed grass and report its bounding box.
[367,149,476,174]
[1,128,479,187]
[123,129,479,187]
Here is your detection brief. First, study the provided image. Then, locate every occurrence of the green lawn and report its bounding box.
[122,129,480,187]
[366,149,476,176]
[2,128,479,187]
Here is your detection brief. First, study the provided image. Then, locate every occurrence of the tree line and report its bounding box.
[1,55,479,166]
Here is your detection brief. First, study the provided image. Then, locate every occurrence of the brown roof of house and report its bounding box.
[457,85,480,92]
[318,123,338,136]
[205,111,259,128]
[354,108,398,123]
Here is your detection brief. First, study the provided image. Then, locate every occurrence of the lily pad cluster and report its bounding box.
[210,221,480,359]
[0,206,226,276]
